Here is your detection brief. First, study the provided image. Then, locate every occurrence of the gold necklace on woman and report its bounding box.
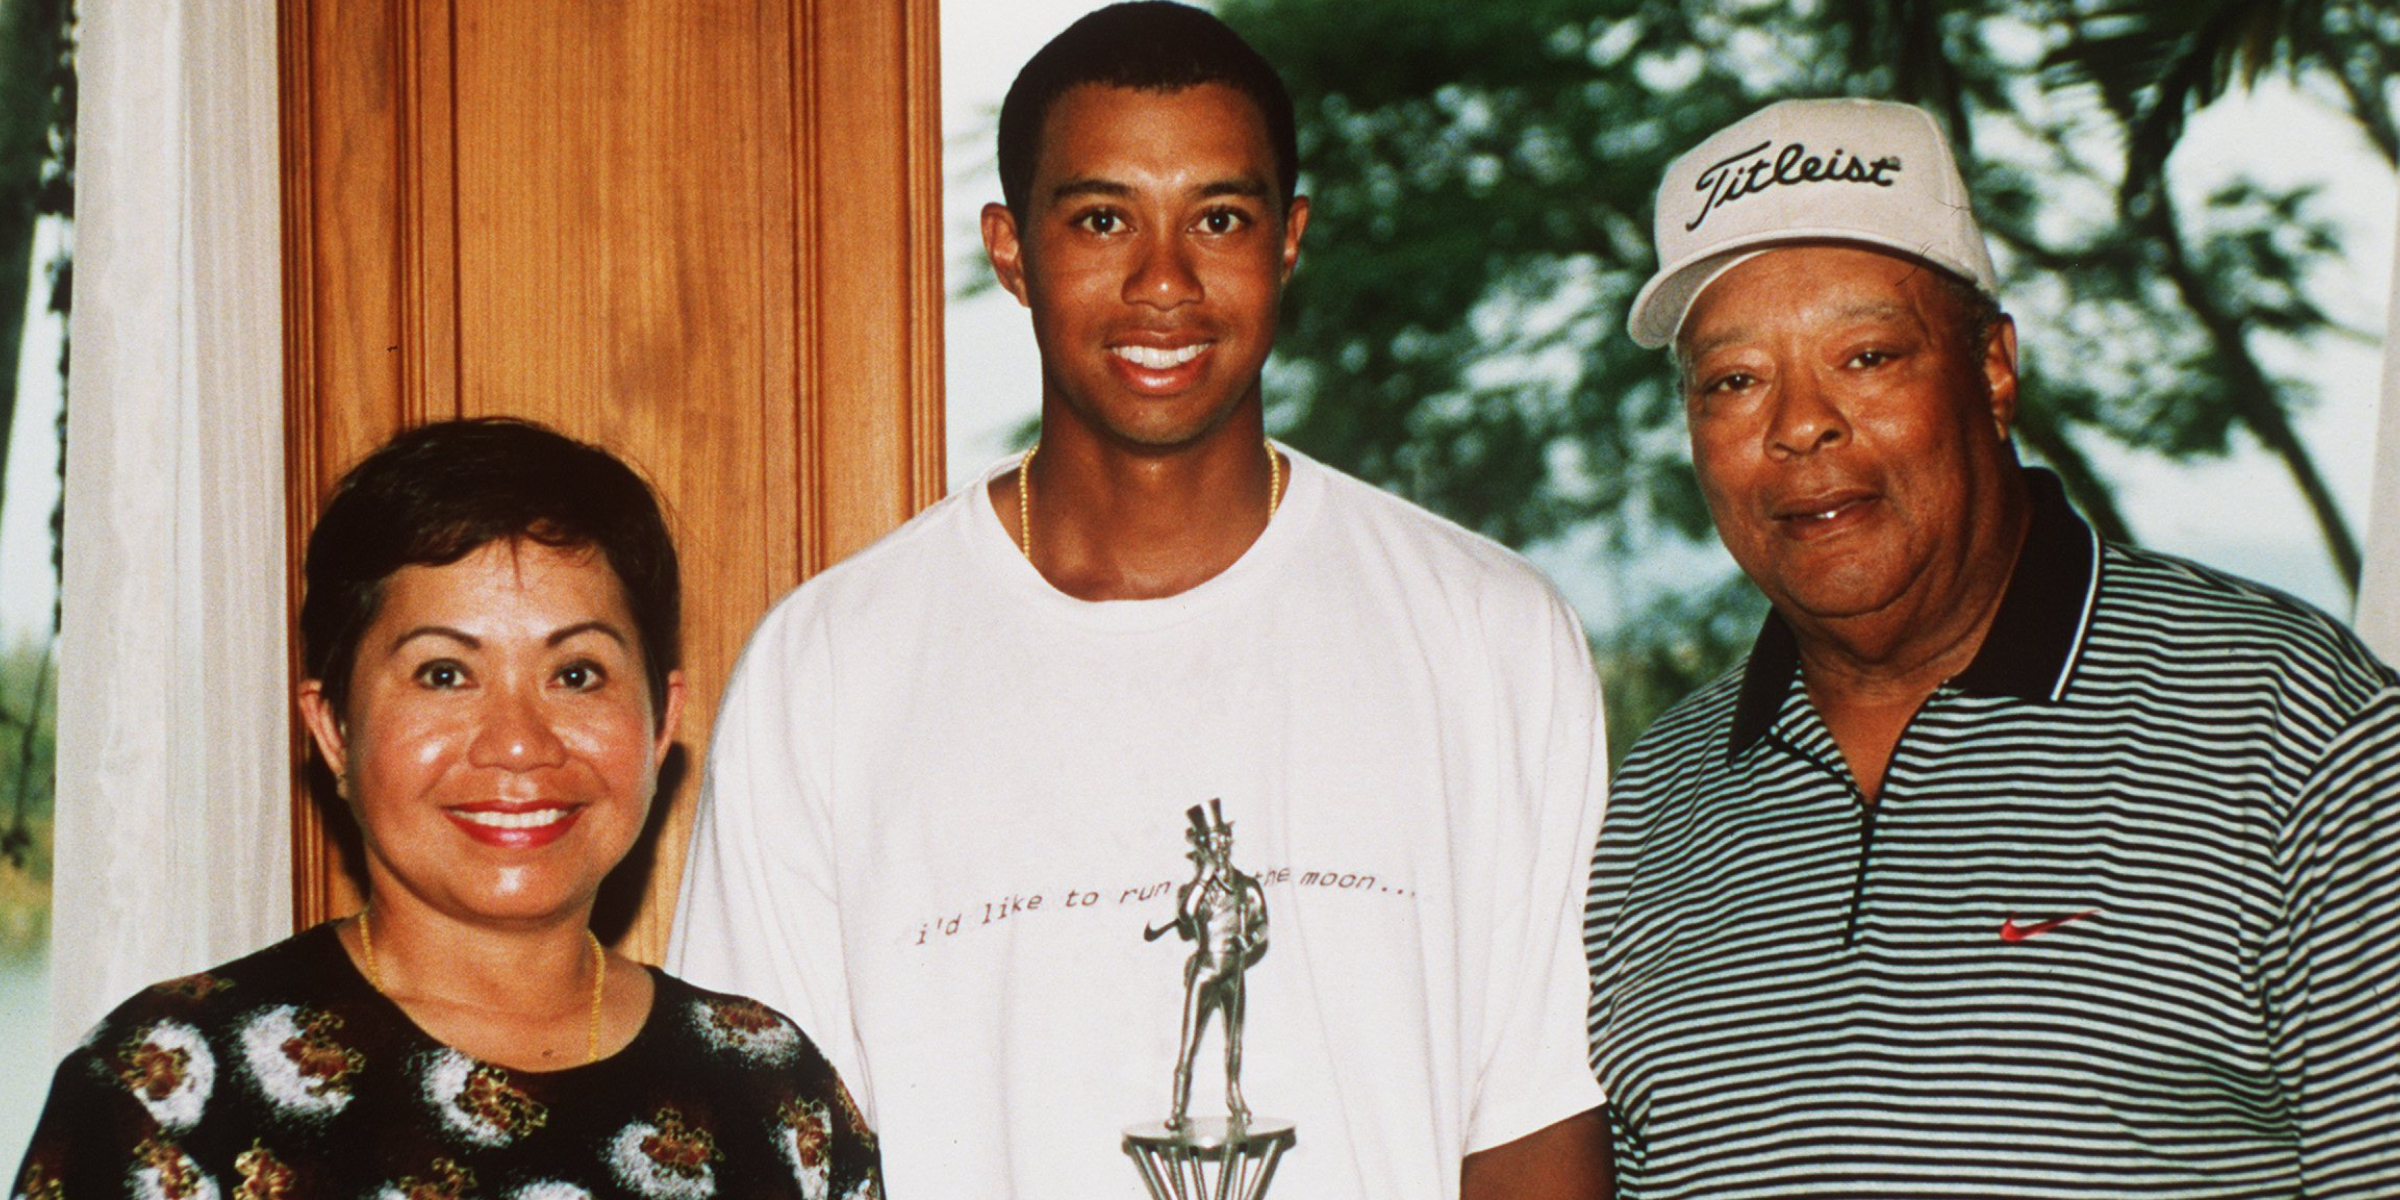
[356,907,608,1065]
[1017,437,1284,561]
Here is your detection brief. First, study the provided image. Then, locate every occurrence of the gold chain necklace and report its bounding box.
[356,907,607,1065]
[1017,437,1283,561]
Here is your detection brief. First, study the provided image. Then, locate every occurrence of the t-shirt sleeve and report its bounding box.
[1463,587,1610,1153]
[667,599,875,1120]
[2268,684,2400,1197]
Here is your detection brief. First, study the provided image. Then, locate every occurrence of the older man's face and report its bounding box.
[1678,245,2020,633]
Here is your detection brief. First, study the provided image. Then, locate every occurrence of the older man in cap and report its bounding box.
[1584,98,2400,1196]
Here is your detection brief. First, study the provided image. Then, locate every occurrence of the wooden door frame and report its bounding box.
[277,0,945,948]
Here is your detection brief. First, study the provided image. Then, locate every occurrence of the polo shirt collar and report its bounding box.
[1725,468,2102,759]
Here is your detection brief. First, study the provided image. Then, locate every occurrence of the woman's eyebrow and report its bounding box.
[388,625,477,653]
[547,620,629,648]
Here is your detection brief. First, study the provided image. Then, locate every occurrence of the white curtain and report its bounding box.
[2354,193,2400,663]
[2355,184,2400,660]
[52,0,285,1053]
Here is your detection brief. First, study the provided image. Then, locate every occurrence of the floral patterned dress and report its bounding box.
[10,923,880,1200]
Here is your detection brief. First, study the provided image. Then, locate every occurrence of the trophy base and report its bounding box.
[1122,1118,1297,1200]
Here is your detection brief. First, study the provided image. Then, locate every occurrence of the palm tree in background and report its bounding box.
[2042,0,2398,589]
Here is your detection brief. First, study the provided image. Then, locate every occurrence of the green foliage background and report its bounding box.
[0,640,52,960]
[0,0,71,961]
[1212,0,2398,758]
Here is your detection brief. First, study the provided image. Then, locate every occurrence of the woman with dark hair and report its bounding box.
[13,419,880,1200]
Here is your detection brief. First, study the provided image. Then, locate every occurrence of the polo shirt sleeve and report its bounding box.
[2268,683,2400,1197]
[1463,589,1611,1153]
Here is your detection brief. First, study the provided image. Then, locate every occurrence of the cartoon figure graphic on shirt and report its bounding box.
[1144,799,1268,1131]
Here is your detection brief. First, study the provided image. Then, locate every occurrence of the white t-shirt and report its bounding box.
[669,449,1607,1200]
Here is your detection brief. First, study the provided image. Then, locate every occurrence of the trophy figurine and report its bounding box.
[1123,800,1296,1200]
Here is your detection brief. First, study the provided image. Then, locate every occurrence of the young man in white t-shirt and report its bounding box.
[668,5,1612,1196]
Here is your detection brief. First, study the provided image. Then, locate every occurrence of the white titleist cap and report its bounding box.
[1626,97,1999,349]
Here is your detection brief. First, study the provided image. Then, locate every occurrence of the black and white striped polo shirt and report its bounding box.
[1585,471,2400,1198]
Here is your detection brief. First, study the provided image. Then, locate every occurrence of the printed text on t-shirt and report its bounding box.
[907,863,1410,945]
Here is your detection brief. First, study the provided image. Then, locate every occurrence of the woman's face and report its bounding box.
[298,539,682,931]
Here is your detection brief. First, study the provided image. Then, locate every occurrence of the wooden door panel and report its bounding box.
[281,0,942,961]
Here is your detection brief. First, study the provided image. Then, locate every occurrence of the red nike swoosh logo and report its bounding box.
[1999,909,2099,942]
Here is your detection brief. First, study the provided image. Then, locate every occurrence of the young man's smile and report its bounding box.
[981,81,1307,451]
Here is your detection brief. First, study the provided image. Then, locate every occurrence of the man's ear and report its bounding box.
[982,202,1032,308]
[1983,313,2019,437]
[296,679,349,794]
[1278,195,1309,286]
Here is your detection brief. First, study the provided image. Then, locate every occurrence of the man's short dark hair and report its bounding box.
[997,1,1299,218]
[300,418,681,726]
[1935,270,2005,352]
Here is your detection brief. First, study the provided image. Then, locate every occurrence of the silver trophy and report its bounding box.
[1124,800,1295,1200]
